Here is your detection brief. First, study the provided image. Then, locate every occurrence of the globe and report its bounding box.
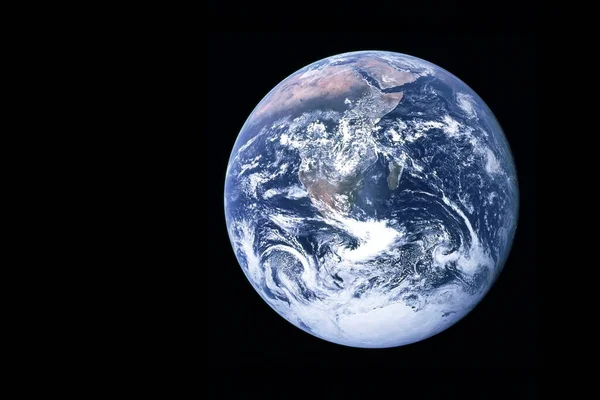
[224,51,518,348]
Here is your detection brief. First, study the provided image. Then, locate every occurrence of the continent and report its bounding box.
[288,89,403,215]
[251,65,370,123]
[250,58,410,123]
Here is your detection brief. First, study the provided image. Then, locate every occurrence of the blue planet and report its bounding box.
[224,51,518,348]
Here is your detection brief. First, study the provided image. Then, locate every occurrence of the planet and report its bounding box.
[224,51,518,348]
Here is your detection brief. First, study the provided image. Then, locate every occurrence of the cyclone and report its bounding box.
[224,51,518,348]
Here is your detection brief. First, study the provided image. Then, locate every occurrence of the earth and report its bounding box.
[224,51,518,348]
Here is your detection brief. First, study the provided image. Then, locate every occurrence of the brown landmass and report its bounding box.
[251,66,369,122]
[376,92,404,118]
[301,175,338,209]
[250,57,414,122]
[355,58,417,89]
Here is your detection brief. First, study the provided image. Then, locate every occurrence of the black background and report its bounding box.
[206,32,538,369]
